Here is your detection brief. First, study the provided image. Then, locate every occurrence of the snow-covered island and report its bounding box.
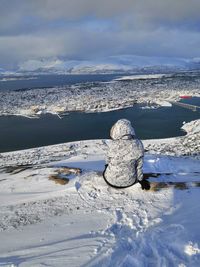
[1,73,200,117]
[0,119,199,266]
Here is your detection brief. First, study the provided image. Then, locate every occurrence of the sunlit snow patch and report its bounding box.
[184,242,200,256]
[115,73,168,81]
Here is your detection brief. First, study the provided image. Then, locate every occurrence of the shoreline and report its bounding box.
[0,119,199,167]
[0,96,198,118]
[0,104,197,154]
[1,75,200,117]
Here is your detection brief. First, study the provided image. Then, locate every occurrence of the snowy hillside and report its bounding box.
[4,55,200,75]
[0,120,200,266]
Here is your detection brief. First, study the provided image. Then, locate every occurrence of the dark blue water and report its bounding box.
[0,74,121,91]
[0,72,199,152]
[180,97,200,106]
[0,101,199,153]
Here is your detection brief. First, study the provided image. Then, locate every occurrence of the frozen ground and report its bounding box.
[0,120,199,266]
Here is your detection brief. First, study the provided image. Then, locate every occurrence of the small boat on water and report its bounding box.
[180,95,192,99]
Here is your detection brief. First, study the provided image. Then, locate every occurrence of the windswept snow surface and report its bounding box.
[0,133,200,266]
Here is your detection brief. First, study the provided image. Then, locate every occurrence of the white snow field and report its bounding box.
[0,120,200,267]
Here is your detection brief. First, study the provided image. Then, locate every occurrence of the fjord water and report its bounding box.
[0,74,120,91]
[0,73,200,152]
[0,100,199,152]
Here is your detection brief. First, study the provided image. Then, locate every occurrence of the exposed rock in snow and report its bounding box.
[0,133,199,266]
[184,242,200,256]
[144,119,200,159]
[182,119,200,135]
[0,101,199,267]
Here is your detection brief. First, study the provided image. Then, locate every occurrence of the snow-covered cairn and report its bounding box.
[103,119,144,188]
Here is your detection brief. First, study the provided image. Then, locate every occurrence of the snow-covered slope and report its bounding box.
[0,125,200,266]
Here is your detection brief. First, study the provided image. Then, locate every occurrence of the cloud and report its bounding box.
[0,0,200,69]
[2,0,200,24]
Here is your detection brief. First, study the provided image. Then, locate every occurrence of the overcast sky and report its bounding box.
[1,0,200,69]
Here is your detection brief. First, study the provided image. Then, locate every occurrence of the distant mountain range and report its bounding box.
[1,56,200,75]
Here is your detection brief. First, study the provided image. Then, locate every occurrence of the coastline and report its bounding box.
[1,77,200,117]
[0,119,199,267]
[1,119,199,168]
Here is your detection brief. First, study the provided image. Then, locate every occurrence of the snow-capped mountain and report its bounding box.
[3,55,200,75]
